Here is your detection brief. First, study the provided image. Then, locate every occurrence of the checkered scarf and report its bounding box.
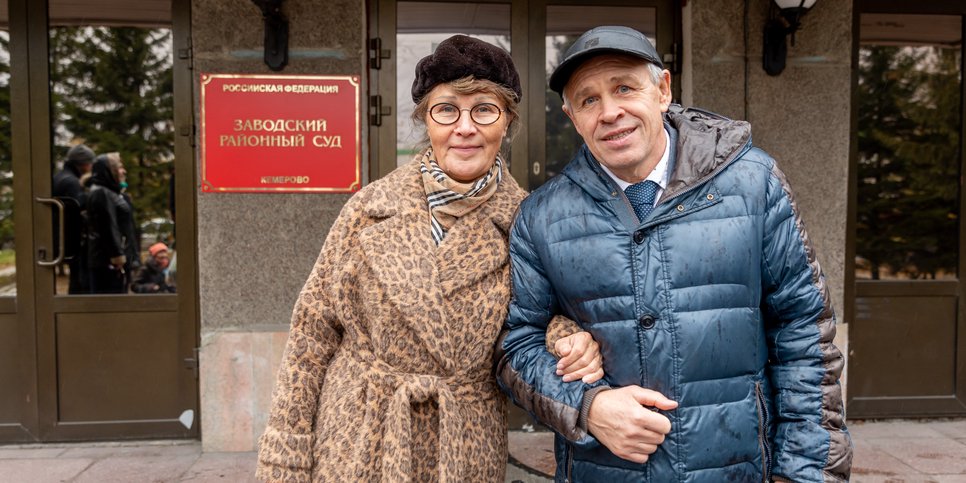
[418,148,503,245]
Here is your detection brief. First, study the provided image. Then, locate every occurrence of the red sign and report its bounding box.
[199,74,361,193]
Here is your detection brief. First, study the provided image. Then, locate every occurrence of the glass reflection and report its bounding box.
[0,30,12,297]
[856,14,961,280]
[396,1,511,167]
[49,25,175,294]
[543,6,656,185]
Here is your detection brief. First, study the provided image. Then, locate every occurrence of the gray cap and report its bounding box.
[549,26,664,95]
[65,144,95,165]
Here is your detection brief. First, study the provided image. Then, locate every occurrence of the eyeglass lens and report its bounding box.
[430,103,502,125]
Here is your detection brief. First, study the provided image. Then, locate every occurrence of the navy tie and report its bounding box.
[625,180,660,221]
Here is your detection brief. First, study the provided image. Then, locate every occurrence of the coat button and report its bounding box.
[633,230,645,244]
[639,315,656,329]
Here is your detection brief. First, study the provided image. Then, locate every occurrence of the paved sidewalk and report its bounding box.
[0,419,963,482]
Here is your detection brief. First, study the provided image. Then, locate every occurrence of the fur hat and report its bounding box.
[66,144,95,165]
[411,35,522,104]
[149,242,169,257]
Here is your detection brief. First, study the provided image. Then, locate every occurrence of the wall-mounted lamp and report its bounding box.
[763,0,817,76]
[252,0,289,71]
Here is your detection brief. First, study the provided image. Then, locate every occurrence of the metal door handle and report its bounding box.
[35,197,65,267]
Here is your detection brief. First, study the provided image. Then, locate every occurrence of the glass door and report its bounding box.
[0,0,198,442]
[369,0,677,190]
[850,1,966,417]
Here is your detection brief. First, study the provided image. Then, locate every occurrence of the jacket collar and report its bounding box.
[663,105,752,200]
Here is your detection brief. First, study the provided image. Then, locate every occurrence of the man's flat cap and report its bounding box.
[549,26,664,95]
[411,34,521,104]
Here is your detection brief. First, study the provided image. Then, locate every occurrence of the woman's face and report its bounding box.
[424,84,510,183]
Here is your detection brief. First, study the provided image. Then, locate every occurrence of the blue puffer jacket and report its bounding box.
[497,106,851,482]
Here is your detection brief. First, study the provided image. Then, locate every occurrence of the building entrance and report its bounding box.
[850,0,966,417]
[0,0,198,442]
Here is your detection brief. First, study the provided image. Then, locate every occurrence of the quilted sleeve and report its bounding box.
[761,161,852,483]
[256,204,359,482]
[495,209,606,449]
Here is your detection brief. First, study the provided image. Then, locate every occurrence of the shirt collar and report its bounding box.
[598,126,671,191]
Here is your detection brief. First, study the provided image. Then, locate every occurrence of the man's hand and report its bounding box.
[555,331,604,383]
[587,386,678,463]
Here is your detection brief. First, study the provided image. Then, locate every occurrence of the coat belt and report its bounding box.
[362,357,494,483]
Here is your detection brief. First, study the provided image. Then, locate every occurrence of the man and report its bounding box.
[52,144,95,293]
[497,26,851,482]
[131,242,175,293]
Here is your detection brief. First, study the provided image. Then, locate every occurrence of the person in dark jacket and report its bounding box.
[52,144,95,293]
[86,152,138,293]
[497,26,852,482]
[131,242,174,293]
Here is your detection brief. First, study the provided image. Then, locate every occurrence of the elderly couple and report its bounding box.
[256,26,852,483]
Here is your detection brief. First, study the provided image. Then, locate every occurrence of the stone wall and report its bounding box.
[191,0,365,451]
[685,0,851,322]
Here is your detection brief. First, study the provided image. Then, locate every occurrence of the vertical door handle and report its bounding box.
[35,197,66,267]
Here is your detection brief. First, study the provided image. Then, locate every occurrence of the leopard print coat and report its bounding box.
[256,159,578,482]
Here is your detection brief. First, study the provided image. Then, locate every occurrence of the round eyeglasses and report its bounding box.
[429,102,504,126]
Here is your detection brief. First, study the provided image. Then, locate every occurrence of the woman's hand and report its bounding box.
[554,331,604,383]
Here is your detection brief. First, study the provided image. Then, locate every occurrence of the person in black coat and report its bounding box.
[86,153,138,293]
[131,242,175,293]
[52,144,95,293]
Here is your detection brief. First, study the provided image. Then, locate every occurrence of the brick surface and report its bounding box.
[873,437,966,475]
[73,454,199,483]
[0,458,92,483]
[0,419,962,482]
[852,437,919,479]
[508,431,556,477]
[181,452,258,482]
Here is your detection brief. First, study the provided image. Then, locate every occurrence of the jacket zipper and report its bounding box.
[754,381,772,482]
[566,444,574,482]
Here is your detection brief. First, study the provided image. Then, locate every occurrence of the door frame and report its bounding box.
[848,0,966,418]
[0,0,199,442]
[368,0,680,190]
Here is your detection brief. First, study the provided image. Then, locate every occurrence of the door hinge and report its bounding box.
[369,95,391,126]
[178,36,193,70]
[184,347,200,380]
[179,124,196,147]
[369,37,391,69]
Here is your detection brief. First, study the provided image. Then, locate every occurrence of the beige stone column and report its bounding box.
[191,0,365,452]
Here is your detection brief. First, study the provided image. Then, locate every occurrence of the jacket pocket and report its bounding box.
[754,381,773,482]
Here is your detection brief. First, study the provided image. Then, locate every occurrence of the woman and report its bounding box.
[86,152,137,293]
[256,35,601,482]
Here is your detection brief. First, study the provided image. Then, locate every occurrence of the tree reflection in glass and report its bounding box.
[856,41,961,280]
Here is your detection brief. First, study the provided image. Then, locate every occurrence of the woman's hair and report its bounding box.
[410,76,521,155]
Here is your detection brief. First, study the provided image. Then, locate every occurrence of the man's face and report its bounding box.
[563,54,671,183]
